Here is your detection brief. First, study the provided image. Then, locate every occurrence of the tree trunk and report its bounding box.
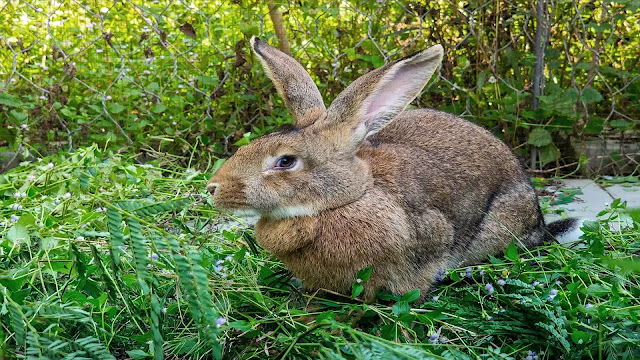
[266,1,291,55]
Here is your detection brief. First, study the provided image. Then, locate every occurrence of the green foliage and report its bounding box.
[0,0,638,171]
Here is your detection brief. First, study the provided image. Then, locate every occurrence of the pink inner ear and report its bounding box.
[365,63,421,116]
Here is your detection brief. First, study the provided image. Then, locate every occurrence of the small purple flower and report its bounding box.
[532,281,540,287]
[438,336,448,344]
[216,317,226,328]
[465,267,472,278]
[150,252,159,261]
[10,214,20,223]
[435,269,445,282]
[549,289,558,296]
[119,245,127,251]
[428,334,438,344]
[161,307,167,314]
[585,303,593,309]
[431,296,438,302]
[485,283,494,294]
[497,279,506,286]
[479,270,485,276]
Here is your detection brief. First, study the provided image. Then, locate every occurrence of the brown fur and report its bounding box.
[209,38,549,301]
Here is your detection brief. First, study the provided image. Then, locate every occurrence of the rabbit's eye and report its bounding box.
[275,156,297,169]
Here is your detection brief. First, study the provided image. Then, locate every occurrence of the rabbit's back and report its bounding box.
[361,109,544,264]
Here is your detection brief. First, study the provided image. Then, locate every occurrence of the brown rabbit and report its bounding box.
[208,37,580,301]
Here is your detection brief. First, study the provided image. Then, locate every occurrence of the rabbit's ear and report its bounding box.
[326,45,443,139]
[251,37,326,125]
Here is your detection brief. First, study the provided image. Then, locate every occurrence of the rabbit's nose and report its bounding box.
[207,182,219,196]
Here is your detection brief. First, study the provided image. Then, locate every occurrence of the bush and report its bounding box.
[1,0,639,173]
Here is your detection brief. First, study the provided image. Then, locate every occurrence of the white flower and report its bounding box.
[27,174,36,181]
[105,95,112,100]
[356,278,362,283]
[76,236,85,241]
[77,34,84,39]
[143,70,151,75]
[161,307,167,314]
[96,48,103,53]
[488,75,497,84]
[62,192,71,199]
[45,162,54,170]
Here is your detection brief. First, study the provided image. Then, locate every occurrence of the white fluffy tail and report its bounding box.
[547,218,585,244]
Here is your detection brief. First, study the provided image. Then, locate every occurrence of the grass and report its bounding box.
[0,145,639,359]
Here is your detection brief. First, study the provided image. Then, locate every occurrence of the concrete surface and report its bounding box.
[544,179,640,224]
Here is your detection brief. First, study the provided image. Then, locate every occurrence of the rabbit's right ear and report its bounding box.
[324,45,443,142]
[251,37,326,126]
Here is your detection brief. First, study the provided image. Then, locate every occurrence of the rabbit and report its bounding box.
[208,37,581,301]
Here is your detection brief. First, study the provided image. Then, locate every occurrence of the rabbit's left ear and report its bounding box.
[325,45,443,140]
[251,37,326,126]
